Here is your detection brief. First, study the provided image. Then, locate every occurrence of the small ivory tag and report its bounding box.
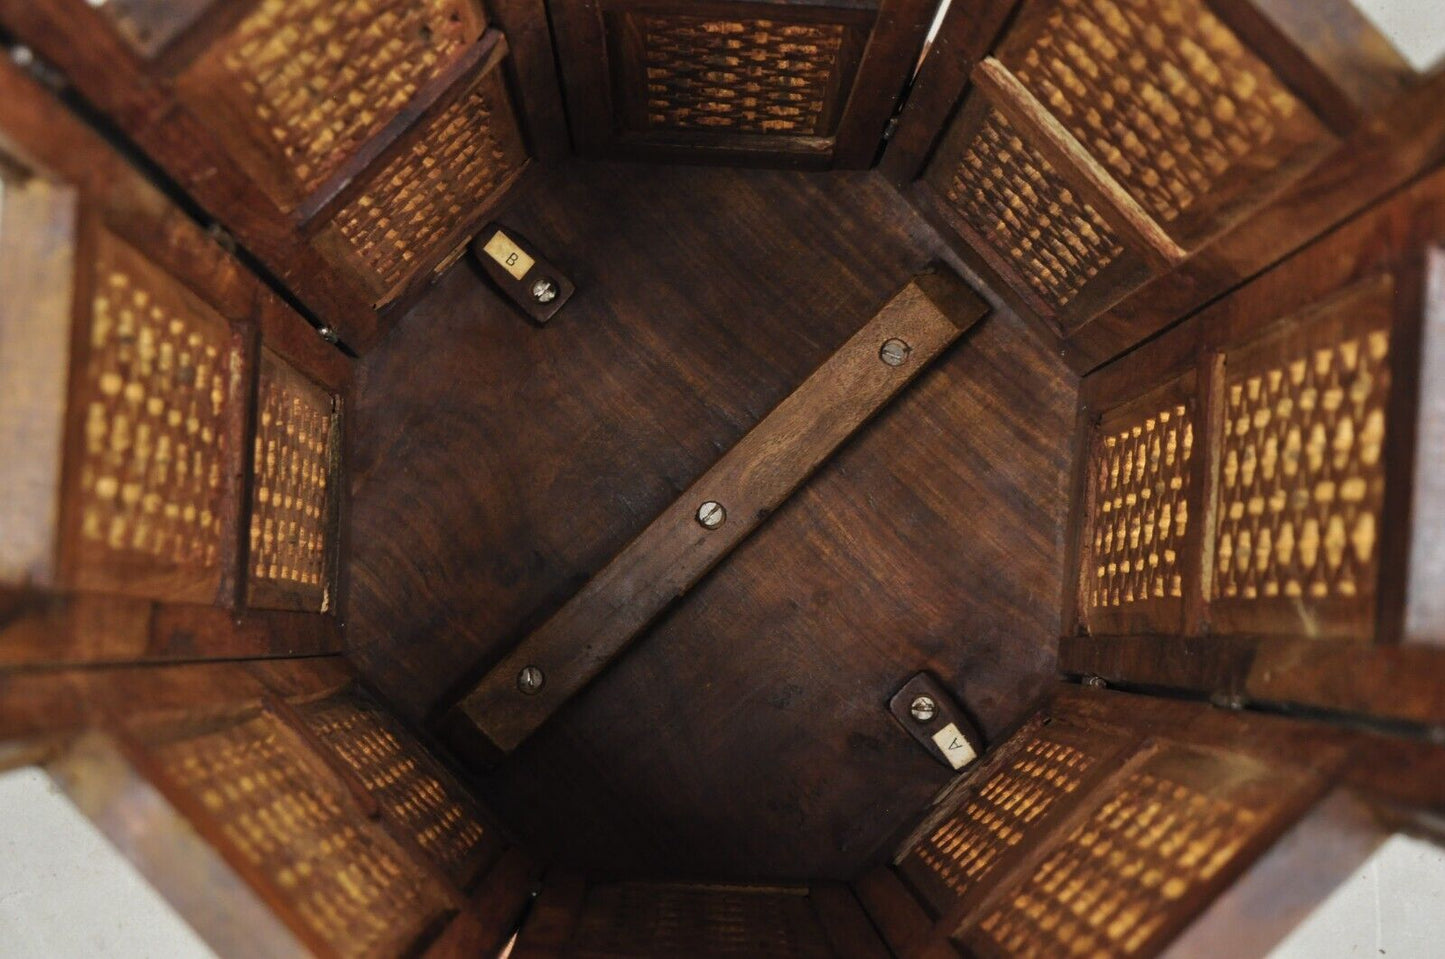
[482,230,535,280]
[931,723,978,770]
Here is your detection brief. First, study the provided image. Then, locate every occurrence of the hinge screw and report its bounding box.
[317,325,340,344]
[531,277,559,304]
[696,501,726,530]
[910,696,937,723]
[879,338,912,367]
[1082,675,1107,688]
[517,666,545,695]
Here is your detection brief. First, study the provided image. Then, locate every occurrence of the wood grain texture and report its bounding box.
[347,161,1077,877]
[454,269,987,754]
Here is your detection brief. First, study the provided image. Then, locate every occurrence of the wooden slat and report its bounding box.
[452,270,988,755]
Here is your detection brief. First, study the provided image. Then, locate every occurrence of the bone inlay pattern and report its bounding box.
[302,696,489,885]
[79,234,233,586]
[1214,331,1390,607]
[216,0,472,205]
[154,713,449,958]
[937,106,1125,311]
[964,761,1262,957]
[907,731,1101,911]
[1089,399,1194,609]
[574,884,832,959]
[1007,0,1305,228]
[335,69,523,296]
[638,16,846,135]
[249,352,334,609]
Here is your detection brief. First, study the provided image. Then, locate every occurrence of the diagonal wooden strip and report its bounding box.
[450,269,988,755]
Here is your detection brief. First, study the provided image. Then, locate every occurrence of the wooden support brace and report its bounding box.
[450,269,988,756]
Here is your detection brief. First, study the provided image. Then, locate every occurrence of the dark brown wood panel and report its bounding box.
[453,270,987,755]
[549,0,935,167]
[347,161,1078,877]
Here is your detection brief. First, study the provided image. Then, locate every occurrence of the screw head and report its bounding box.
[910,695,937,723]
[531,277,559,304]
[317,325,340,344]
[696,501,726,530]
[879,338,912,367]
[517,666,545,695]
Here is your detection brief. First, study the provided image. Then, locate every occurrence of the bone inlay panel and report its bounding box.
[1005,0,1309,232]
[248,350,335,611]
[75,232,236,600]
[302,695,490,886]
[637,16,847,135]
[153,713,451,959]
[932,105,1125,312]
[1213,293,1391,636]
[903,726,1109,913]
[1088,392,1194,615]
[202,0,476,207]
[962,747,1299,958]
[334,68,525,298]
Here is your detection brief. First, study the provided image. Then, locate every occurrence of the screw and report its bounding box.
[317,325,340,344]
[517,666,545,695]
[697,501,726,530]
[1082,675,1107,688]
[879,338,912,367]
[1210,692,1246,711]
[531,277,559,304]
[910,695,937,723]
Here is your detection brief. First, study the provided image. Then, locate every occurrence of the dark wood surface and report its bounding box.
[453,270,987,755]
[347,159,1077,877]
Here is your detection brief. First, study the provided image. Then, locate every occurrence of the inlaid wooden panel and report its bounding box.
[327,65,526,303]
[959,744,1312,958]
[626,14,851,136]
[925,97,1129,318]
[551,0,930,166]
[71,230,242,603]
[150,712,452,959]
[1082,374,1196,635]
[1211,276,1394,639]
[176,0,486,211]
[996,0,1333,249]
[899,721,1126,915]
[300,694,491,887]
[247,349,337,612]
[571,883,833,959]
